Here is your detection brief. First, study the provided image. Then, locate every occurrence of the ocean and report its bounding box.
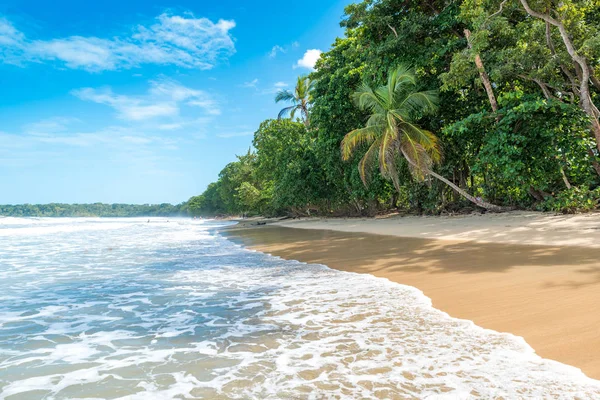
[0,217,599,399]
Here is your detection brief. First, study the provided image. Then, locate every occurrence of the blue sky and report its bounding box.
[0,0,351,204]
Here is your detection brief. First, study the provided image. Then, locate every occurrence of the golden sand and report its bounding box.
[223,224,600,379]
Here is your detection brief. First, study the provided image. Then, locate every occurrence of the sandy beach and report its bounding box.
[223,211,600,379]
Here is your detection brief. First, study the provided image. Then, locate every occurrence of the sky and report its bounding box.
[0,0,352,204]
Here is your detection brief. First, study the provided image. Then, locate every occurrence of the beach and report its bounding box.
[4,217,600,397]
[223,211,600,380]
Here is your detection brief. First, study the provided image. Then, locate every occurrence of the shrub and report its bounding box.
[538,186,600,214]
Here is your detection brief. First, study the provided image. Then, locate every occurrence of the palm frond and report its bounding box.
[358,140,381,187]
[375,85,393,110]
[379,133,402,191]
[389,107,411,122]
[290,106,298,120]
[352,83,385,114]
[275,90,296,103]
[341,126,381,161]
[388,65,416,95]
[397,121,442,163]
[278,105,298,120]
[378,130,397,179]
[396,90,439,119]
[400,138,433,181]
[366,113,386,127]
[296,75,314,99]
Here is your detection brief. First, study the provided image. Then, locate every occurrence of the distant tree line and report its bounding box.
[0,203,187,217]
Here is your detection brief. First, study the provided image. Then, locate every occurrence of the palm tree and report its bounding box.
[341,65,504,212]
[275,75,314,127]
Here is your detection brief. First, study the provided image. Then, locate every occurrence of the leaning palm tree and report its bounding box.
[275,75,314,127]
[341,65,504,211]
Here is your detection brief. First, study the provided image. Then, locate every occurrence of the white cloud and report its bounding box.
[158,123,184,131]
[73,87,178,120]
[0,13,236,72]
[294,49,322,70]
[259,81,291,95]
[149,79,204,101]
[120,135,153,145]
[149,79,221,115]
[269,45,285,58]
[72,79,219,120]
[241,78,259,88]
[158,117,212,132]
[23,117,80,135]
[0,114,215,174]
[3,123,173,149]
[216,131,254,138]
[187,100,221,115]
[0,18,22,41]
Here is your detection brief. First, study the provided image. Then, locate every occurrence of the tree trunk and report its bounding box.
[519,0,600,152]
[591,72,600,92]
[390,192,398,208]
[534,78,553,99]
[428,170,509,212]
[546,21,579,95]
[560,167,572,189]
[528,186,545,201]
[464,29,498,112]
[301,102,310,128]
[587,148,600,176]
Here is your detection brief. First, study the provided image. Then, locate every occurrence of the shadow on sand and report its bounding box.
[222,226,600,286]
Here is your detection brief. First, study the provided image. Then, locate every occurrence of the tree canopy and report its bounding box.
[187,0,600,216]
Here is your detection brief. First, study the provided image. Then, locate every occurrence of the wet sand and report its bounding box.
[223,224,600,380]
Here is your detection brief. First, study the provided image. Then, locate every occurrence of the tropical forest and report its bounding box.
[186,0,600,217]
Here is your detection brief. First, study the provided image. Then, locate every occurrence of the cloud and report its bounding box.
[158,117,212,132]
[259,81,291,95]
[2,123,169,149]
[294,49,322,70]
[120,135,153,145]
[150,79,221,115]
[268,45,285,58]
[72,79,219,120]
[23,117,80,135]
[73,87,178,120]
[158,123,184,131]
[216,131,254,138]
[0,13,236,72]
[241,78,258,88]
[0,18,22,41]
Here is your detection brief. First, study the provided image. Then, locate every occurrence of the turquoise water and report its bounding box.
[1,217,599,399]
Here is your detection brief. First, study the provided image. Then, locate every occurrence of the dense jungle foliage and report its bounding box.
[187,0,600,217]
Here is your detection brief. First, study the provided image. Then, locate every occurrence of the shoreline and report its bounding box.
[222,211,600,380]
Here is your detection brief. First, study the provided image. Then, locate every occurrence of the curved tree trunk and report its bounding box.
[428,170,509,212]
[464,29,498,113]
